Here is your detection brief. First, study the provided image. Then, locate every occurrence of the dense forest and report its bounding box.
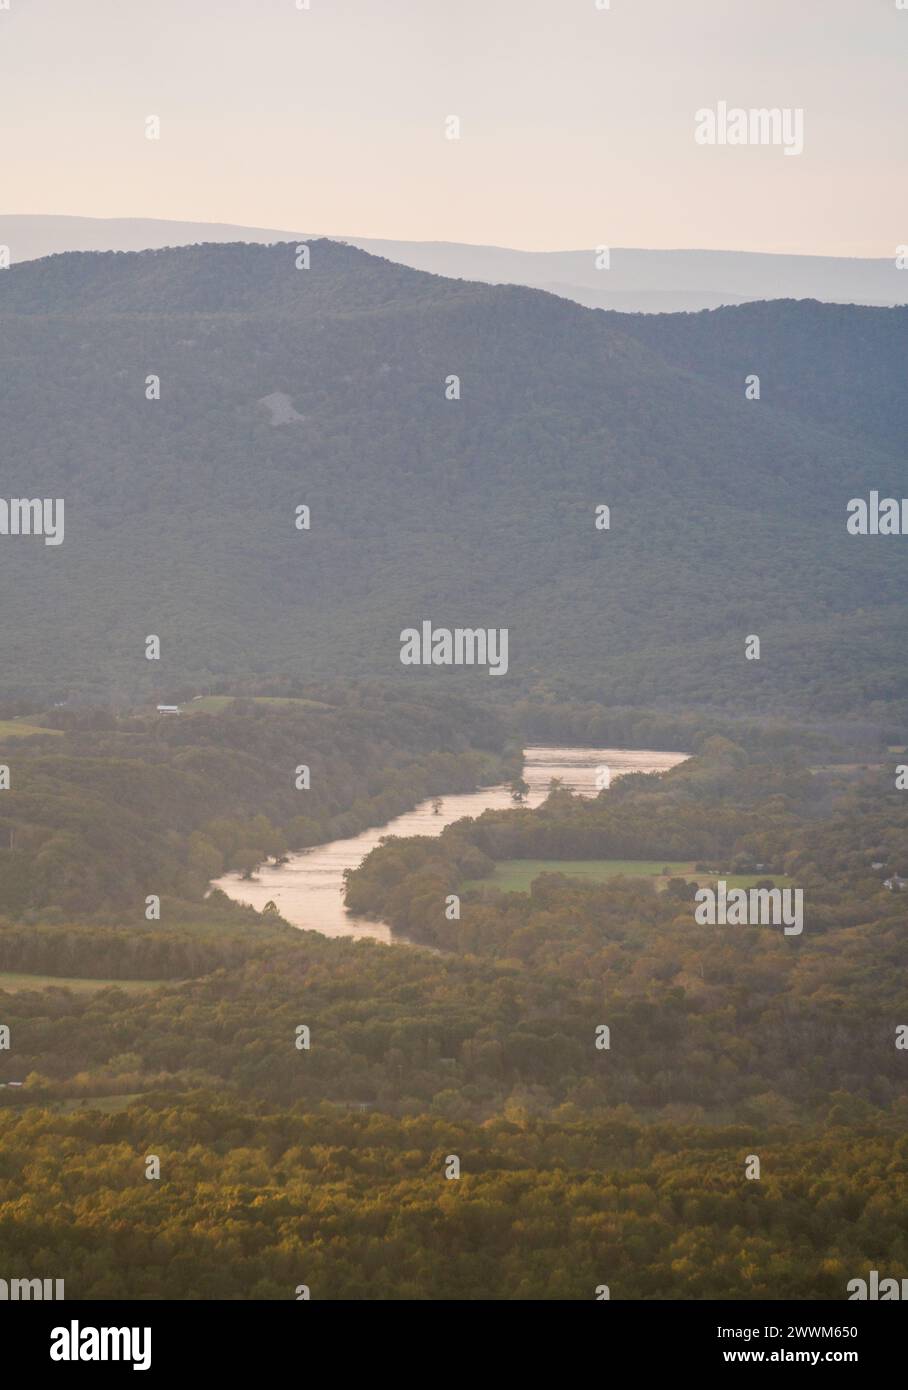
[1,711,906,1298]
[0,240,905,719]
[1,1102,905,1300]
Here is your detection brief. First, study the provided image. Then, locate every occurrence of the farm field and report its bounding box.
[185,695,333,715]
[464,859,794,894]
[0,719,62,741]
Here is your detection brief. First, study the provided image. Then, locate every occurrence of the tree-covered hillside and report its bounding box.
[617,298,908,457]
[0,241,904,717]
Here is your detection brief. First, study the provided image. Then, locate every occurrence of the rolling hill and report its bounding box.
[0,239,905,720]
[2,214,906,313]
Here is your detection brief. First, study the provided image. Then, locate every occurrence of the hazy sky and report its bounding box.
[1,0,905,254]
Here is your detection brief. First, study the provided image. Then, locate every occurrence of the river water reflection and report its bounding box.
[213,745,688,943]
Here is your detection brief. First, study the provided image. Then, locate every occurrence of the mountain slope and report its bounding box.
[0,240,904,718]
[615,299,908,457]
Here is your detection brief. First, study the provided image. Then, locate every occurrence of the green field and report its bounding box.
[465,860,793,894]
[185,695,333,715]
[0,719,62,741]
[0,971,170,994]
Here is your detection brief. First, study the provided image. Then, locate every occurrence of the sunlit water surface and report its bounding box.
[212,746,689,943]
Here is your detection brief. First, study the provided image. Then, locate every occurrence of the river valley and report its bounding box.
[213,745,689,943]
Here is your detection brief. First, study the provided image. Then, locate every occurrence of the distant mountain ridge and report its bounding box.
[0,238,904,720]
[2,214,905,314]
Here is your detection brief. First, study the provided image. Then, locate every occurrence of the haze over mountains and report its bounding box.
[1,238,905,719]
[2,215,907,315]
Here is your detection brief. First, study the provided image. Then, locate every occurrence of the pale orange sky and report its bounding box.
[0,0,905,255]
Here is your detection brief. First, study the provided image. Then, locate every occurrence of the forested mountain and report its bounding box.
[1,240,905,719]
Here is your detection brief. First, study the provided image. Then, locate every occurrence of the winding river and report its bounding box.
[213,746,688,944]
